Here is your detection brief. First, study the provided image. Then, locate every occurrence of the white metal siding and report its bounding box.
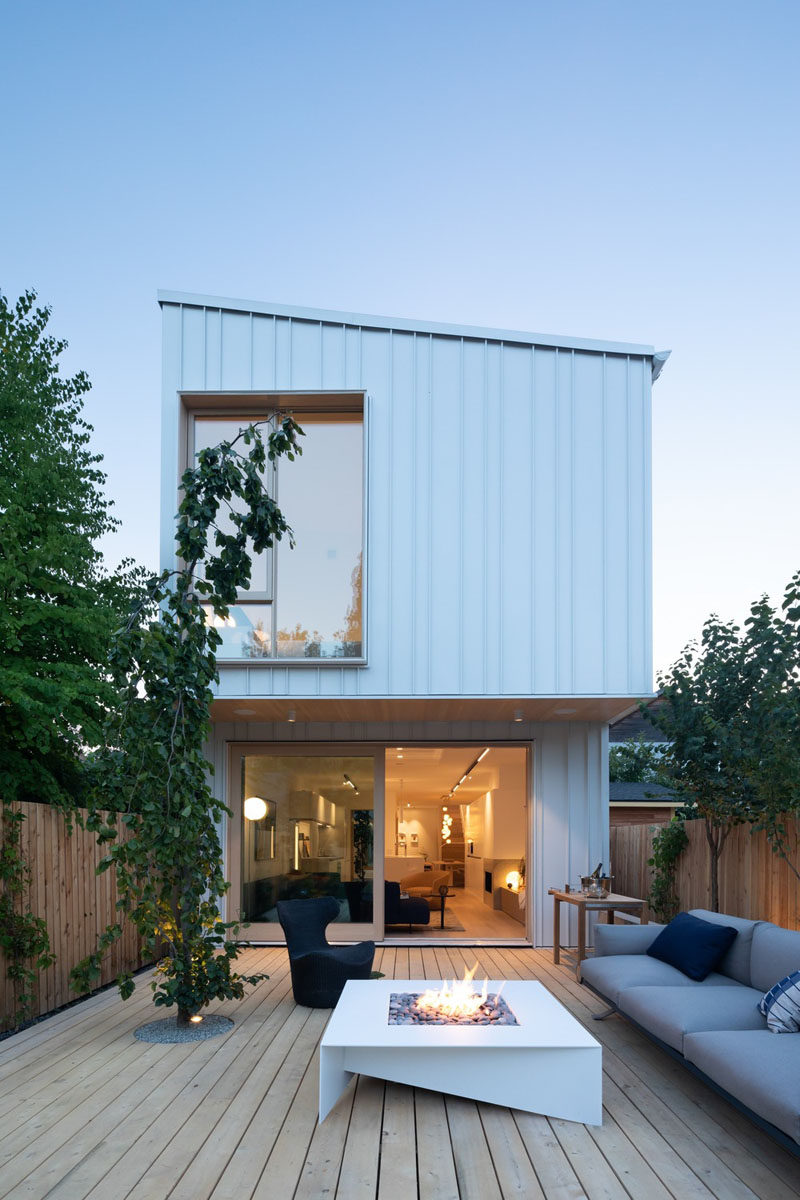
[161,301,653,699]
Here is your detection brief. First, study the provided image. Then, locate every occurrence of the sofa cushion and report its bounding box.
[759,970,800,1033]
[750,923,800,994]
[593,923,664,957]
[646,912,737,981]
[684,1030,800,1144]
[688,909,760,985]
[580,954,739,1007]
[619,984,766,1053]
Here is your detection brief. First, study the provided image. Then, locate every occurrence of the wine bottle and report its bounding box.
[591,861,602,878]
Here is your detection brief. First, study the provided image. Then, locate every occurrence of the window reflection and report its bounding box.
[203,604,272,658]
[242,755,374,923]
[193,417,271,596]
[276,415,362,658]
[192,411,363,660]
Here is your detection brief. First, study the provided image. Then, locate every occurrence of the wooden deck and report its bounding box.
[1,946,798,1200]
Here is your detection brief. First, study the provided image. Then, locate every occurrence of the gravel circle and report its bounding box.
[134,1015,234,1043]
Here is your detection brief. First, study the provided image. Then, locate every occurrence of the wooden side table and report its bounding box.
[548,889,648,979]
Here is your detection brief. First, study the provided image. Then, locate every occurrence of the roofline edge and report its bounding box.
[157,290,657,358]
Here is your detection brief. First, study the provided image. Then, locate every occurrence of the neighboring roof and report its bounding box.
[609,782,678,804]
[157,289,663,364]
[609,697,668,743]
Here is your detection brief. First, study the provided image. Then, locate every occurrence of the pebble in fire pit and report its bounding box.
[388,992,519,1026]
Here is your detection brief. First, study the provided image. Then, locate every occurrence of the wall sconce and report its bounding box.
[244,796,268,821]
[505,870,521,891]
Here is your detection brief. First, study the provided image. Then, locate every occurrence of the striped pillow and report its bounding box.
[759,970,800,1033]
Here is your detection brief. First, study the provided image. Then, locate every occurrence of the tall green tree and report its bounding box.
[0,289,139,1021]
[73,416,305,1024]
[646,617,752,911]
[609,736,665,784]
[738,574,800,881]
[0,289,139,808]
[647,572,800,909]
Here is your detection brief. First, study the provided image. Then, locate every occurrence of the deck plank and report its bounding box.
[77,963,299,1200]
[513,1112,589,1200]
[248,1026,327,1200]
[477,1101,546,1199]
[377,1081,418,1200]
[446,1094,503,1200]
[207,1009,328,1200]
[334,1075,385,1200]
[1,945,798,1200]
[415,1088,461,1200]
[524,948,798,1199]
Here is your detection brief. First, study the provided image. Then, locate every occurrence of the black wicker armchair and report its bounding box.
[276,896,375,1008]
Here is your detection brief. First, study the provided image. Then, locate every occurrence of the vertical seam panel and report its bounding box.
[626,356,633,692]
[643,361,653,690]
[411,333,418,694]
[202,307,208,389]
[427,334,433,695]
[569,350,575,693]
[498,343,505,692]
[554,349,560,693]
[530,346,536,691]
[458,337,464,695]
[387,330,394,694]
[602,354,608,693]
[482,340,489,694]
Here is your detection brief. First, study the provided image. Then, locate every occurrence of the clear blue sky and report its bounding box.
[3,1,798,676]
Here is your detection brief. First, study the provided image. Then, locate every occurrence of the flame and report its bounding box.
[415,963,490,1020]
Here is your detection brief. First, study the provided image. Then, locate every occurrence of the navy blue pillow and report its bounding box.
[646,911,738,981]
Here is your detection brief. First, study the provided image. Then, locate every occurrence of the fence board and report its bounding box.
[612,817,799,928]
[1,802,151,1032]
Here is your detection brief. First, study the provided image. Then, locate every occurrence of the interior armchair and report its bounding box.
[400,869,451,909]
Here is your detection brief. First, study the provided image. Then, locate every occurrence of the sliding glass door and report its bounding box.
[228,745,384,942]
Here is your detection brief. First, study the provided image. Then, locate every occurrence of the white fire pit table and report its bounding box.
[319,979,601,1125]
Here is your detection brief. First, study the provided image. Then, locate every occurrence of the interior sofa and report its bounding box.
[581,909,800,1149]
[384,881,430,929]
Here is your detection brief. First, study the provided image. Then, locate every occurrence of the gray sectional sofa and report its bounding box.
[580,909,800,1149]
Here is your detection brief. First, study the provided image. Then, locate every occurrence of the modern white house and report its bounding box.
[159,291,665,948]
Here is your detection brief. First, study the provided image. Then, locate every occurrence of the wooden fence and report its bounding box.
[1,801,152,1032]
[611,817,800,929]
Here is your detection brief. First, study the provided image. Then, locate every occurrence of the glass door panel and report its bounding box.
[231,749,383,942]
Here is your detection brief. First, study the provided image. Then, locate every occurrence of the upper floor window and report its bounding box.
[192,410,363,662]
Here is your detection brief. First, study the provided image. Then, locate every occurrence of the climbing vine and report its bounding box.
[647,818,688,922]
[0,803,55,1026]
[72,415,304,1023]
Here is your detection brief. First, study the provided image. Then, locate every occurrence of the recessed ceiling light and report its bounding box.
[287,710,296,723]
[513,710,524,723]
[233,708,257,717]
